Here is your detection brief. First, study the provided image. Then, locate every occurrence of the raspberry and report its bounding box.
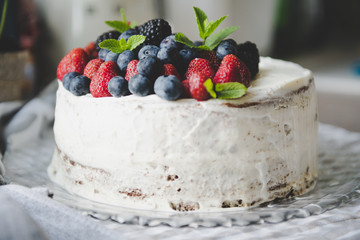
[185,58,215,80]
[198,50,220,71]
[83,42,98,59]
[57,48,89,81]
[181,79,191,98]
[236,41,259,78]
[163,64,182,81]
[189,72,210,101]
[90,61,121,97]
[84,58,104,80]
[95,30,120,51]
[125,60,139,81]
[138,19,172,46]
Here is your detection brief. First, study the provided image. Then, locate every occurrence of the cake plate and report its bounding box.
[45,124,360,227]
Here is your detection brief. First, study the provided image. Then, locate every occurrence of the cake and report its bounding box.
[48,7,318,211]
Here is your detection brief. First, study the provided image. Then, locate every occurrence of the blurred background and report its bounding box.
[0,0,359,131]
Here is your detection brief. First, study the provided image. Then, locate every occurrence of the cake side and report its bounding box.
[48,57,318,211]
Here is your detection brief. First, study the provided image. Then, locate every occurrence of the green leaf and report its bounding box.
[215,82,247,99]
[120,8,126,23]
[129,21,137,28]
[204,79,217,98]
[99,39,121,53]
[105,20,130,33]
[204,26,239,50]
[175,33,197,48]
[193,6,207,40]
[127,35,146,50]
[204,16,227,38]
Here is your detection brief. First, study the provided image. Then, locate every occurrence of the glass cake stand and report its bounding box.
[4,123,360,227]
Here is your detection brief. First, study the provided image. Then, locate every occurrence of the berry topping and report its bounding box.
[138,45,160,60]
[90,61,121,97]
[117,50,137,73]
[157,47,181,66]
[185,58,215,80]
[160,35,182,50]
[99,49,110,60]
[163,64,182,80]
[198,50,221,71]
[181,79,191,98]
[69,75,91,96]
[108,76,130,97]
[105,51,120,63]
[57,48,89,81]
[62,72,80,91]
[216,39,238,61]
[189,72,210,101]
[138,19,172,46]
[136,56,163,81]
[118,28,139,41]
[125,60,139,81]
[154,75,183,101]
[95,30,120,52]
[213,54,251,87]
[128,74,153,96]
[236,41,260,78]
[179,47,197,66]
[84,58,104,80]
[83,42,98,59]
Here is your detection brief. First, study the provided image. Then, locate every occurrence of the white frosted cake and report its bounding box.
[48,57,318,211]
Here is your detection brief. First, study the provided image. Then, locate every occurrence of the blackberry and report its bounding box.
[138,19,172,46]
[236,41,260,78]
[95,30,120,51]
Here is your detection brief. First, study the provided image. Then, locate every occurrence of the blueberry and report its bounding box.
[62,72,80,91]
[138,45,160,60]
[118,29,138,41]
[117,50,137,73]
[99,48,110,60]
[105,51,120,63]
[154,75,183,101]
[136,56,163,80]
[160,35,182,50]
[157,47,181,65]
[179,48,197,65]
[193,40,203,46]
[128,74,153,96]
[108,76,129,97]
[216,40,238,60]
[69,75,91,96]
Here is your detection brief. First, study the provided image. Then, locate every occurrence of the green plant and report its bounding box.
[0,0,8,40]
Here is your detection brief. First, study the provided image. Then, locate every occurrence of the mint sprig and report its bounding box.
[204,80,247,99]
[175,6,239,51]
[99,35,145,54]
[105,8,137,33]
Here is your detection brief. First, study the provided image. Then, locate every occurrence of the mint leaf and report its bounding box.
[99,39,121,53]
[105,20,130,33]
[120,8,126,23]
[204,26,239,50]
[127,35,146,50]
[215,82,247,99]
[175,33,197,48]
[204,79,217,98]
[204,16,227,38]
[118,38,128,51]
[193,6,207,40]
[129,21,137,28]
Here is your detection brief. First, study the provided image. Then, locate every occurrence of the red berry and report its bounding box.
[83,42,98,59]
[57,48,89,81]
[125,60,139,81]
[181,79,191,98]
[213,54,251,87]
[185,58,215,80]
[90,61,120,98]
[83,58,104,80]
[189,72,210,101]
[163,64,182,80]
[199,50,220,71]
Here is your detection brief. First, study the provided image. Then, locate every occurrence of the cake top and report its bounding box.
[56,7,261,102]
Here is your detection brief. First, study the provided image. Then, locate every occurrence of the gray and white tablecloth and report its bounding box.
[1,80,360,240]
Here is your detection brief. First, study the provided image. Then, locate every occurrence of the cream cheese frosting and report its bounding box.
[48,57,318,211]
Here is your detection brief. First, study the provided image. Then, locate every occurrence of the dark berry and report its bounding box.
[108,76,130,97]
[136,56,163,80]
[154,75,183,101]
[193,40,203,46]
[157,47,181,65]
[62,72,80,91]
[95,30,120,51]
[160,35,182,49]
[105,51,120,63]
[118,28,138,41]
[236,41,260,78]
[138,19,172,46]
[138,45,160,60]
[117,50,137,73]
[128,74,153,96]
[99,48,110,60]
[179,48,197,66]
[69,75,91,96]
[216,40,238,61]
[223,39,237,47]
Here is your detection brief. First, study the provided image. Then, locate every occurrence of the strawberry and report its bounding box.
[90,61,120,97]
[181,79,191,98]
[185,58,215,80]
[198,50,220,71]
[189,72,210,101]
[57,48,89,81]
[163,64,182,80]
[83,42,98,59]
[83,58,104,80]
[213,54,251,87]
[125,60,139,81]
